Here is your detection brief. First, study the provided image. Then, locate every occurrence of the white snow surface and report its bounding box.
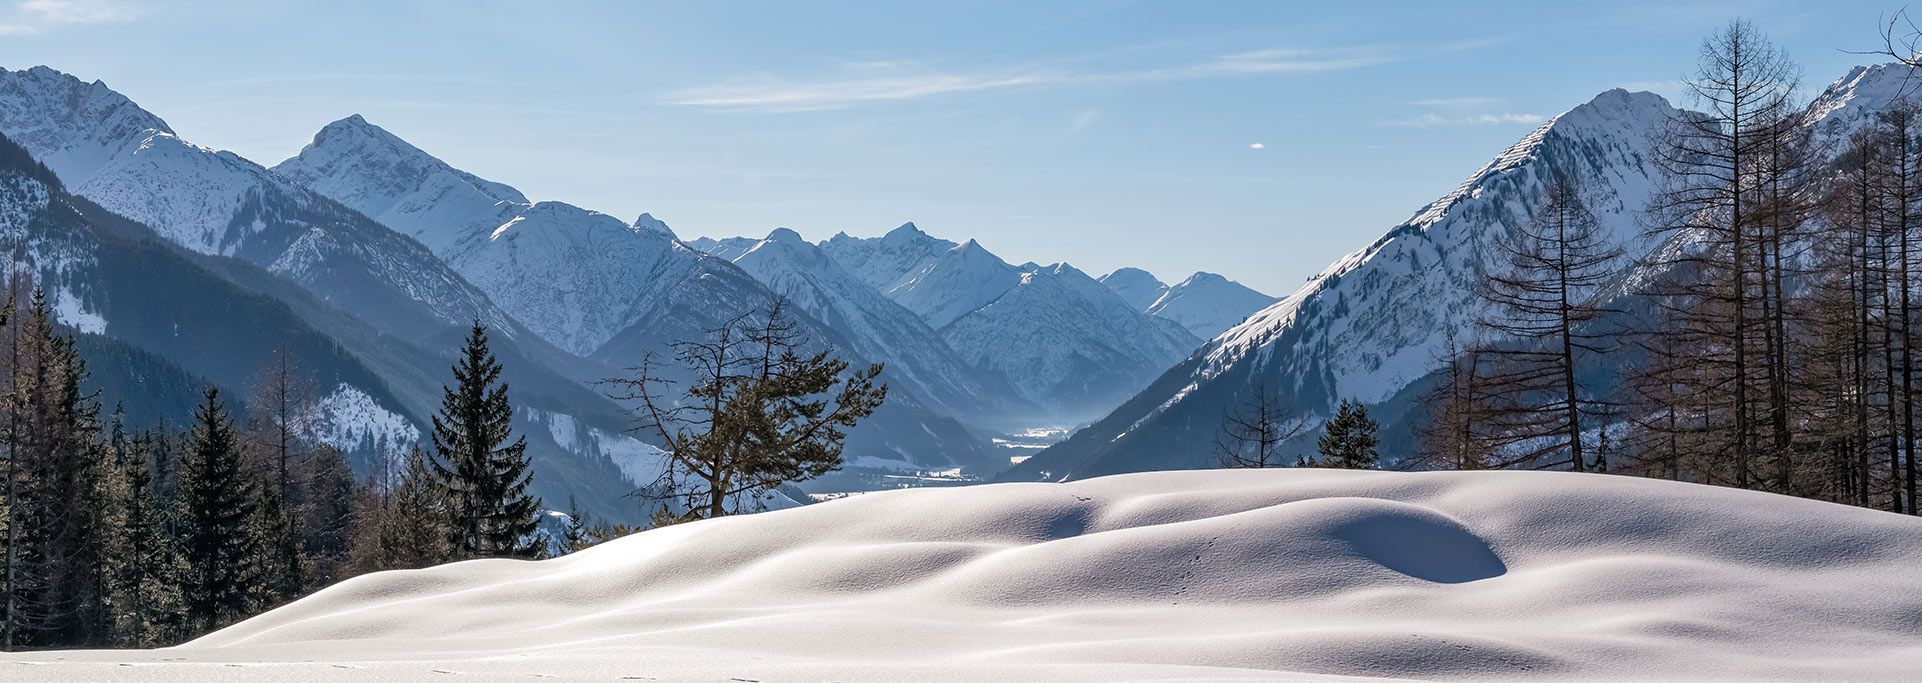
[16,468,1922,681]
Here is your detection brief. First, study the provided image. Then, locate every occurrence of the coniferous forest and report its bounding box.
[0,305,544,648]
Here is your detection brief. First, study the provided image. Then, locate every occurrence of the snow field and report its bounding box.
[9,468,1921,681]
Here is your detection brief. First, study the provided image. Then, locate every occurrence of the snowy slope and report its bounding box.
[888,239,1026,329]
[1012,88,1678,480]
[1099,266,1168,310]
[1144,271,1280,339]
[696,228,1039,427]
[273,114,773,357]
[943,262,1201,421]
[24,469,1922,681]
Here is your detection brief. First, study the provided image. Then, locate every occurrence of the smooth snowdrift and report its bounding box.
[14,469,1922,681]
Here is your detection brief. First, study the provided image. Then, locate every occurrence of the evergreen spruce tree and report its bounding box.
[8,293,112,646]
[429,323,540,558]
[177,388,259,635]
[556,499,590,556]
[105,432,183,647]
[370,445,455,570]
[1315,399,1380,470]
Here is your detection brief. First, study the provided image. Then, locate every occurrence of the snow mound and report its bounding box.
[16,469,1922,681]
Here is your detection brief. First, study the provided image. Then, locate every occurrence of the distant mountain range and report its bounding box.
[0,64,1284,518]
[703,223,1276,424]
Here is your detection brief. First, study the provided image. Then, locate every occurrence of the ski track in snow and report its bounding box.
[13,469,1922,681]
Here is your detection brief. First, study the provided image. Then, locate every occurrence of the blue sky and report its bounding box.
[0,0,1903,295]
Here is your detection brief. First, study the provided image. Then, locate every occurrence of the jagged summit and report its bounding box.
[276,114,529,252]
[631,212,673,235]
[0,65,173,186]
[1806,62,1922,151]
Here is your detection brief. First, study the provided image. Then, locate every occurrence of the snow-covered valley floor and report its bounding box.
[11,469,1922,681]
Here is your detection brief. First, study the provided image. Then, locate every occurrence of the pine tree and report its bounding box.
[1315,399,1379,470]
[177,388,259,635]
[367,445,455,571]
[104,432,183,647]
[8,293,112,646]
[429,323,540,558]
[555,499,591,556]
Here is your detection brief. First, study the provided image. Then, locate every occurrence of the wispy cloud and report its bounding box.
[1383,96,1543,127]
[1189,48,1393,75]
[1249,142,1264,149]
[665,61,1055,113]
[1386,112,1545,127]
[666,45,1402,113]
[0,0,142,35]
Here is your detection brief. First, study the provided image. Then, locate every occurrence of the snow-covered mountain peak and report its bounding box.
[738,227,829,268]
[1396,88,1676,239]
[1014,85,1686,480]
[765,226,806,243]
[1143,271,1280,340]
[1806,62,1922,153]
[820,221,961,292]
[1808,62,1917,121]
[632,212,674,236]
[273,111,788,357]
[883,221,933,242]
[0,66,172,186]
[1175,271,1225,286]
[1099,267,1169,311]
[275,114,529,252]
